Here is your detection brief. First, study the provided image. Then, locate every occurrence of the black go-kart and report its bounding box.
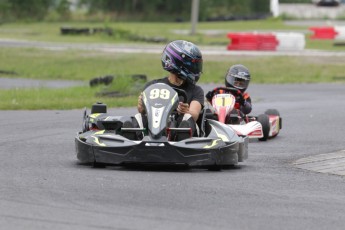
[75,83,249,170]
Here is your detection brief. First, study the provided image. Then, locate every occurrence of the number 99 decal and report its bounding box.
[150,89,170,100]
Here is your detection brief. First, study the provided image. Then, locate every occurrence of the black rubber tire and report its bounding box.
[82,108,89,132]
[257,114,270,141]
[91,102,107,114]
[265,109,282,129]
[265,109,280,116]
[92,161,106,168]
[207,164,222,171]
[131,74,147,81]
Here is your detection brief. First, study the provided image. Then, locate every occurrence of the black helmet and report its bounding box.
[225,64,251,92]
[161,40,203,85]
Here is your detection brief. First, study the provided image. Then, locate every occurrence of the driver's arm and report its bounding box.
[177,100,202,122]
[137,92,145,114]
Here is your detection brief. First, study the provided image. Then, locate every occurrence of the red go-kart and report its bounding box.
[205,87,282,141]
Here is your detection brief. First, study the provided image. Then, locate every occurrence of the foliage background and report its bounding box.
[0,0,272,22]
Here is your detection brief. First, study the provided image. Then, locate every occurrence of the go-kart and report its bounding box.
[205,86,282,141]
[75,83,249,169]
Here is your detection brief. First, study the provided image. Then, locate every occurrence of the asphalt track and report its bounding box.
[1,83,345,230]
[1,37,345,229]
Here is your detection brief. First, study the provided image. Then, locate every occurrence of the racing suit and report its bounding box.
[137,76,204,138]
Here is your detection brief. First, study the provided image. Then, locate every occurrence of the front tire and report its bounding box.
[93,161,106,168]
[82,108,89,132]
[207,164,222,171]
[257,114,270,141]
[91,102,107,114]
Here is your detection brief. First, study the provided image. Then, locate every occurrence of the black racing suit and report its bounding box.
[143,77,204,136]
[235,92,252,115]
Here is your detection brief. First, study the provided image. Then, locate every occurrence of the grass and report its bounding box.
[0,48,164,80]
[0,86,138,110]
[306,36,345,50]
[0,20,345,110]
[1,20,344,49]
[1,47,345,110]
[2,47,345,83]
[0,20,315,45]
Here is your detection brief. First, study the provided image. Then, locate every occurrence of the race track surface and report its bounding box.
[1,83,345,230]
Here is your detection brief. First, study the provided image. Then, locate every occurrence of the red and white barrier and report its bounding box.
[274,32,305,51]
[309,27,337,39]
[227,32,305,51]
[334,26,345,41]
[227,33,277,51]
[309,26,345,40]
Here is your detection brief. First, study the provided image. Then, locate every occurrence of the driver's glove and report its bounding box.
[205,91,213,101]
[237,95,245,106]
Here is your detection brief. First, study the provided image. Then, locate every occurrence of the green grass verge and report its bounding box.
[1,20,345,110]
[1,47,345,110]
[3,19,344,50]
[0,47,164,80]
[0,20,301,45]
[0,86,137,110]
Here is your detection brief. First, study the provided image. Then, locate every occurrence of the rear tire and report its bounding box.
[257,114,270,141]
[265,109,280,116]
[265,109,282,129]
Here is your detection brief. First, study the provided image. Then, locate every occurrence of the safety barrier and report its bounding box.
[274,33,306,51]
[309,26,345,40]
[227,32,305,51]
[334,26,345,40]
[227,33,277,51]
[309,27,338,39]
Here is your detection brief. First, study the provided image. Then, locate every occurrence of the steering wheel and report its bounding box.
[169,87,188,125]
[209,86,242,98]
[172,87,188,103]
[207,86,244,102]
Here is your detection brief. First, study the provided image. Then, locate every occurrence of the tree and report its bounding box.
[8,0,53,20]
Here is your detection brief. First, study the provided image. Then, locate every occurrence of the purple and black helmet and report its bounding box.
[161,40,203,85]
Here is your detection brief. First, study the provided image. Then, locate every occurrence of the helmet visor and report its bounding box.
[231,75,249,90]
[183,56,202,76]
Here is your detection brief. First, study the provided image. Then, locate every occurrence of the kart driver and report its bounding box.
[136,40,204,140]
[206,64,252,115]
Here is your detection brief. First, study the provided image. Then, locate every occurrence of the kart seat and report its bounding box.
[98,120,123,132]
[196,108,206,137]
[205,107,218,120]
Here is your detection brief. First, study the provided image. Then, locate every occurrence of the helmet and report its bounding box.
[225,64,251,92]
[161,40,203,85]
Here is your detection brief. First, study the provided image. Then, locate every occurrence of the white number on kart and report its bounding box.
[214,94,235,107]
[150,88,170,100]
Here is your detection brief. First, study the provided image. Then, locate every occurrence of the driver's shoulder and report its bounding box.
[188,83,203,92]
[144,77,168,88]
[193,84,205,96]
